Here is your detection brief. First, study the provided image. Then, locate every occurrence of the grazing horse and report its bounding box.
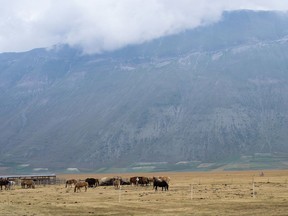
[74,182,88,192]
[65,179,77,188]
[153,177,169,191]
[21,179,35,189]
[113,179,121,189]
[0,178,9,190]
[85,178,99,188]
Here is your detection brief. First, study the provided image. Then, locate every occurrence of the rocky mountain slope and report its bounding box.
[1,10,288,173]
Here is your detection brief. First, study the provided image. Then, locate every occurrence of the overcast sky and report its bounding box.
[0,0,288,54]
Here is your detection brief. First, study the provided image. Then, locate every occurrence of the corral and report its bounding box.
[0,174,57,185]
[0,170,288,215]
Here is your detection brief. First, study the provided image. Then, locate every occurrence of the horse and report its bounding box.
[120,178,131,185]
[21,179,35,189]
[65,179,77,188]
[130,176,149,186]
[85,178,99,188]
[74,182,88,192]
[99,177,114,186]
[113,179,121,189]
[153,177,169,191]
[0,178,9,190]
[130,176,140,186]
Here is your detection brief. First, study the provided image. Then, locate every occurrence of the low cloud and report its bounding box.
[0,0,288,54]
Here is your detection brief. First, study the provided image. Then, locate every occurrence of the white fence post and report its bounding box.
[190,184,193,200]
[119,185,122,203]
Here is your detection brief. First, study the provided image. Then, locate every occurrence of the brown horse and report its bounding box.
[21,179,35,189]
[130,176,149,186]
[74,182,88,192]
[65,179,77,188]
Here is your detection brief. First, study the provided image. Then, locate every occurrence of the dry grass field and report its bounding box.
[1,170,288,215]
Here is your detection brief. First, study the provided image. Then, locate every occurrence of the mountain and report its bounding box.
[1,10,288,173]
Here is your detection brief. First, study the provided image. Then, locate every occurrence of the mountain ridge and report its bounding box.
[1,10,288,173]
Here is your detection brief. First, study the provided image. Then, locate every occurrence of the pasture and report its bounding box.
[0,170,288,215]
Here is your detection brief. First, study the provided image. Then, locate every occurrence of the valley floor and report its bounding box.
[1,170,288,215]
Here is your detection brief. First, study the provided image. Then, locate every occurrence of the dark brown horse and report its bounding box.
[153,177,169,191]
[85,178,99,188]
[0,178,9,190]
[65,179,77,188]
[74,182,88,192]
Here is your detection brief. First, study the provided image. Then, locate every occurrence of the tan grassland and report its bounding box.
[1,170,288,215]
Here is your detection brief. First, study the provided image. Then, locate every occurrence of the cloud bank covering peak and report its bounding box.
[1,0,288,54]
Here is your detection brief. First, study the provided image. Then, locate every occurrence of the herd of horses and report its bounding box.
[0,178,35,190]
[0,175,170,192]
[66,176,170,192]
